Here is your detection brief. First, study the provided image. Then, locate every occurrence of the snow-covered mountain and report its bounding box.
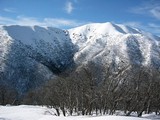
[0,25,75,94]
[0,22,160,94]
[69,22,160,67]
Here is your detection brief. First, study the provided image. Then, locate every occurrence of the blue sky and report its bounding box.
[0,0,160,36]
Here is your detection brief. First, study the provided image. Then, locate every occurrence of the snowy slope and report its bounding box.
[69,22,160,68]
[2,25,75,72]
[0,105,159,120]
[0,25,75,94]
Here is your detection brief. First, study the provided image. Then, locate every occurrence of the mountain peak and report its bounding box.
[69,22,141,35]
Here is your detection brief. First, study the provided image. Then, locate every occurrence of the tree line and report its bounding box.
[22,61,160,117]
[0,61,160,117]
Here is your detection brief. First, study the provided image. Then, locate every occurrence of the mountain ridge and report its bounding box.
[69,22,160,67]
[0,22,160,94]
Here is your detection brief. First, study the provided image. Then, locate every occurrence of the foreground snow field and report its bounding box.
[0,105,159,120]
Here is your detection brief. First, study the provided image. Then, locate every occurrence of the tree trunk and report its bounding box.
[56,108,60,116]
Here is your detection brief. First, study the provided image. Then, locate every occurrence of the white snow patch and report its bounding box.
[0,105,159,120]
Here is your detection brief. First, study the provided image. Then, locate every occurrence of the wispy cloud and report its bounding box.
[148,23,160,28]
[150,7,160,20]
[147,23,160,36]
[43,18,85,27]
[0,16,88,28]
[124,21,160,36]
[3,8,16,13]
[65,1,74,14]
[123,22,142,28]
[0,16,17,24]
[128,1,160,36]
[130,1,160,20]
